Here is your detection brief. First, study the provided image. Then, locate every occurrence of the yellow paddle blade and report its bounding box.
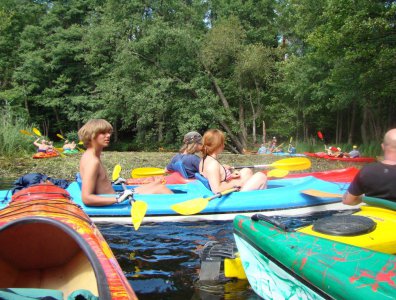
[171,197,209,216]
[33,127,42,136]
[57,133,65,140]
[131,167,165,178]
[20,129,33,136]
[290,137,293,144]
[267,169,289,178]
[112,164,122,181]
[270,157,311,171]
[131,200,148,230]
[78,141,83,145]
[301,189,343,198]
[55,147,64,153]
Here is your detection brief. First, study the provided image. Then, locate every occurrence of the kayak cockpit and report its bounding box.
[0,217,109,299]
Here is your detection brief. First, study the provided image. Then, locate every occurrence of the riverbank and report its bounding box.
[0,151,366,181]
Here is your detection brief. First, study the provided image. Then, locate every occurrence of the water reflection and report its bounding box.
[98,222,261,299]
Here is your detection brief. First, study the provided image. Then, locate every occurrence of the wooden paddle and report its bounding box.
[57,133,85,152]
[131,167,165,178]
[234,157,311,171]
[171,188,239,215]
[113,165,148,230]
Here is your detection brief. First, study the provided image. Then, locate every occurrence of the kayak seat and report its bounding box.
[171,160,189,179]
[0,288,63,300]
[195,173,212,191]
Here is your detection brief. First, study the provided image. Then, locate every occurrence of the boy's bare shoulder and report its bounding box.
[80,150,100,166]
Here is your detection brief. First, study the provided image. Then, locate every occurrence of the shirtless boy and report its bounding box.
[78,119,172,206]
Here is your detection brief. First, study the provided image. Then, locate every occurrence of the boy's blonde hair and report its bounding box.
[78,119,113,147]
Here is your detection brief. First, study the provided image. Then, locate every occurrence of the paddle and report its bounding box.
[234,157,311,171]
[267,169,289,178]
[171,187,239,215]
[317,131,328,151]
[112,165,148,230]
[302,190,343,198]
[57,133,84,152]
[131,167,165,178]
[112,164,122,182]
[33,127,42,136]
[20,129,34,137]
[32,128,65,158]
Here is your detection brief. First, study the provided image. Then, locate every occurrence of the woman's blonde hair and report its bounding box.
[78,119,113,147]
[201,129,225,156]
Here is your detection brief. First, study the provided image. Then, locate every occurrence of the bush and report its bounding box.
[0,107,35,156]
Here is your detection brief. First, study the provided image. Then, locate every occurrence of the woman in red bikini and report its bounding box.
[199,129,267,193]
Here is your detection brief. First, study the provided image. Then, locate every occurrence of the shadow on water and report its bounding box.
[97,221,261,300]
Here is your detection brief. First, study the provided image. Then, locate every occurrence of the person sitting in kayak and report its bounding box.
[343,128,396,204]
[288,143,296,154]
[63,140,71,151]
[33,138,48,153]
[344,145,360,158]
[325,146,343,157]
[78,119,172,206]
[70,140,77,150]
[47,141,55,153]
[257,143,267,154]
[199,129,267,194]
[165,131,203,178]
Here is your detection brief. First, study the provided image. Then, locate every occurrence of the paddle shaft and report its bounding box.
[209,187,239,201]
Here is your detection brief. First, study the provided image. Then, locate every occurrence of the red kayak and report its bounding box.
[304,152,376,163]
[285,167,359,182]
[0,183,137,300]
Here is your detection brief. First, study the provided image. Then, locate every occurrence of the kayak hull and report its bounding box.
[1,177,351,223]
[32,151,59,159]
[0,184,136,299]
[285,167,359,182]
[304,152,376,163]
[233,205,396,300]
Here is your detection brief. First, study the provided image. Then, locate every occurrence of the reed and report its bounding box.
[0,108,34,156]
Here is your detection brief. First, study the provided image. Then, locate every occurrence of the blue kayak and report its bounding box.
[1,177,349,222]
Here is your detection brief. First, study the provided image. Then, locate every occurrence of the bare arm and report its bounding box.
[33,138,41,147]
[205,162,239,193]
[80,159,117,206]
[342,191,362,206]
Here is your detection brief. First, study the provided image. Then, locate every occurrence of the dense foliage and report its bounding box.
[0,0,394,152]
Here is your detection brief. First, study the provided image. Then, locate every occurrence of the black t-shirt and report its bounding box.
[348,162,396,201]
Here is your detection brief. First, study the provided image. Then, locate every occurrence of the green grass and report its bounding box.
[0,151,368,181]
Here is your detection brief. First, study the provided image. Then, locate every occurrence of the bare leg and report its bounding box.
[240,172,267,191]
[134,180,173,194]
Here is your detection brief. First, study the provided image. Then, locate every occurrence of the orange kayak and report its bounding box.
[0,183,137,300]
[32,151,59,159]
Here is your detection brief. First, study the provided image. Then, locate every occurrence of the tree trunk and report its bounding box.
[238,103,247,149]
[361,106,368,144]
[113,121,118,143]
[262,120,266,144]
[348,101,356,144]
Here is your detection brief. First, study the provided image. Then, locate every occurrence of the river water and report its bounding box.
[0,178,260,300]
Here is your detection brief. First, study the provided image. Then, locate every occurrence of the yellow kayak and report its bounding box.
[299,202,396,254]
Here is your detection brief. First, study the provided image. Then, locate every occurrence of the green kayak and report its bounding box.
[233,201,396,299]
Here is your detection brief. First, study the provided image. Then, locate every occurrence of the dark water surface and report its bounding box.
[0,178,260,300]
[97,221,261,300]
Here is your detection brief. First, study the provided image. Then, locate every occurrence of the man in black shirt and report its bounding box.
[343,128,396,205]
